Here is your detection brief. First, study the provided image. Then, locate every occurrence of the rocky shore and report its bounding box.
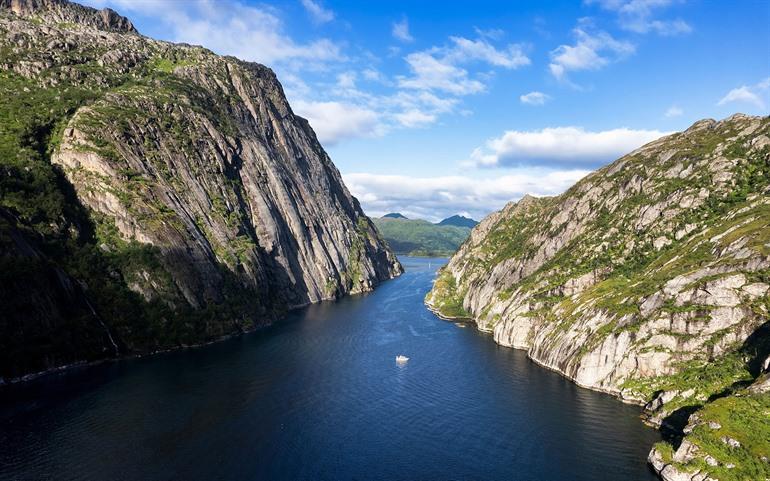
[427,114,770,480]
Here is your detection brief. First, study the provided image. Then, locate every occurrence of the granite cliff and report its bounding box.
[0,0,401,382]
[427,114,770,480]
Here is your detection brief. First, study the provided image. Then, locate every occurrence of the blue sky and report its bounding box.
[86,0,770,221]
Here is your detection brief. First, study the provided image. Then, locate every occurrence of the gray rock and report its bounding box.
[721,436,741,448]
[426,111,770,411]
[0,0,401,379]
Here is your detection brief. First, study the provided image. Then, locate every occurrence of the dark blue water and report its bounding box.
[0,257,660,480]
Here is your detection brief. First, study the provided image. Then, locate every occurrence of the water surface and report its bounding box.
[0,257,660,480]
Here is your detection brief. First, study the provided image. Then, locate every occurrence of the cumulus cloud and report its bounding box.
[398,36,530,94]
[398,52,486,95]
[301,0,334,24]
[343,170,590,221]
[549,25,634,81]
[292,100,382,145]
[446,37,530,68]
[664,105,683,117]
[717,78,770,110]
[469,126,670,167]
[392,17,414,42]
[80,0,528,149]
[520,91,551,105]
[84,0,343,68]
[293,87,462,142]
[586,0,693,36]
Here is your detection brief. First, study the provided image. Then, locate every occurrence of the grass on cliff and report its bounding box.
[0,58,265,378]
[428,270,471,318]
[653,391,770,481]
[0,72,99,233]
[686,391,770,481]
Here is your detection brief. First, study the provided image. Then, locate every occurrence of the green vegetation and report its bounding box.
[425,114,770,477]
[428,270,470,318]
[686,391,770,480]
[373,216,471,257]
[150,56,195,73]
[437,215,478,228]
[652,390,770,481]
[0,15,276,380]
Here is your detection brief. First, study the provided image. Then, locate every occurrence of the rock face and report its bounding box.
[647,373,770,481]
[426,114,770,478]
[0,0,135,32]
[0,0,401,381]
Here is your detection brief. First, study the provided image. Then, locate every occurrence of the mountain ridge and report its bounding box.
[437,214,478,228]
[426,114,770,480]
[0,0,401,382]
[374,215,472,257]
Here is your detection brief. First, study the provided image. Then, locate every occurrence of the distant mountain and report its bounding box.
[374,216,472,257]
[437,215,478,228]
[383,212,408,219]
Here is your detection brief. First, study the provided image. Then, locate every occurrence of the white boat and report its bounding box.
[396,355,409,363]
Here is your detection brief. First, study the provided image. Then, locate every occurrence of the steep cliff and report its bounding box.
[427,114,770,479]
[0,0,401,382]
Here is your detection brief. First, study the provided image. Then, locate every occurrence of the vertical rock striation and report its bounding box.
[427,114,770,479]
[0,0,401,381]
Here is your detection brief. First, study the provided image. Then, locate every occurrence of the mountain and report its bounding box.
[0,0,401,383]
[437,215,478,228]
[373,216,471,257]
[383,212,408,219]
[426,114,770,480]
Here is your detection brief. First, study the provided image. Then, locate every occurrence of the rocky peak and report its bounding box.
[0,0,137,33]
[508,193,546,215]
[684,117,717,134]
[0,0,401,381]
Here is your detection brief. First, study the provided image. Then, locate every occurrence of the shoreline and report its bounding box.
[426,301,649,406]
[1,328,259,388]
[2,274,401,389]
[424,299,674,477]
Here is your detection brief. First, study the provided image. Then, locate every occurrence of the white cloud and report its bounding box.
[394,109,436,128]
[470,126,670,167]
[362,68,385,82]
[337,71,357,89]
[301,0,334,24]
[398,36,530,95]
[292,100,383,145]
[520,91,551,105]
[549,25,634,81]
[717,78,770,110]
[446,37,530,68]
[344,170,590,222]
[664,105,683,117]
[84,0,343,68]
[388,91,458,119]
[392,17,414,42]
[586,0,693,36]
[398,52,486,95]
[473,26,505,41]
